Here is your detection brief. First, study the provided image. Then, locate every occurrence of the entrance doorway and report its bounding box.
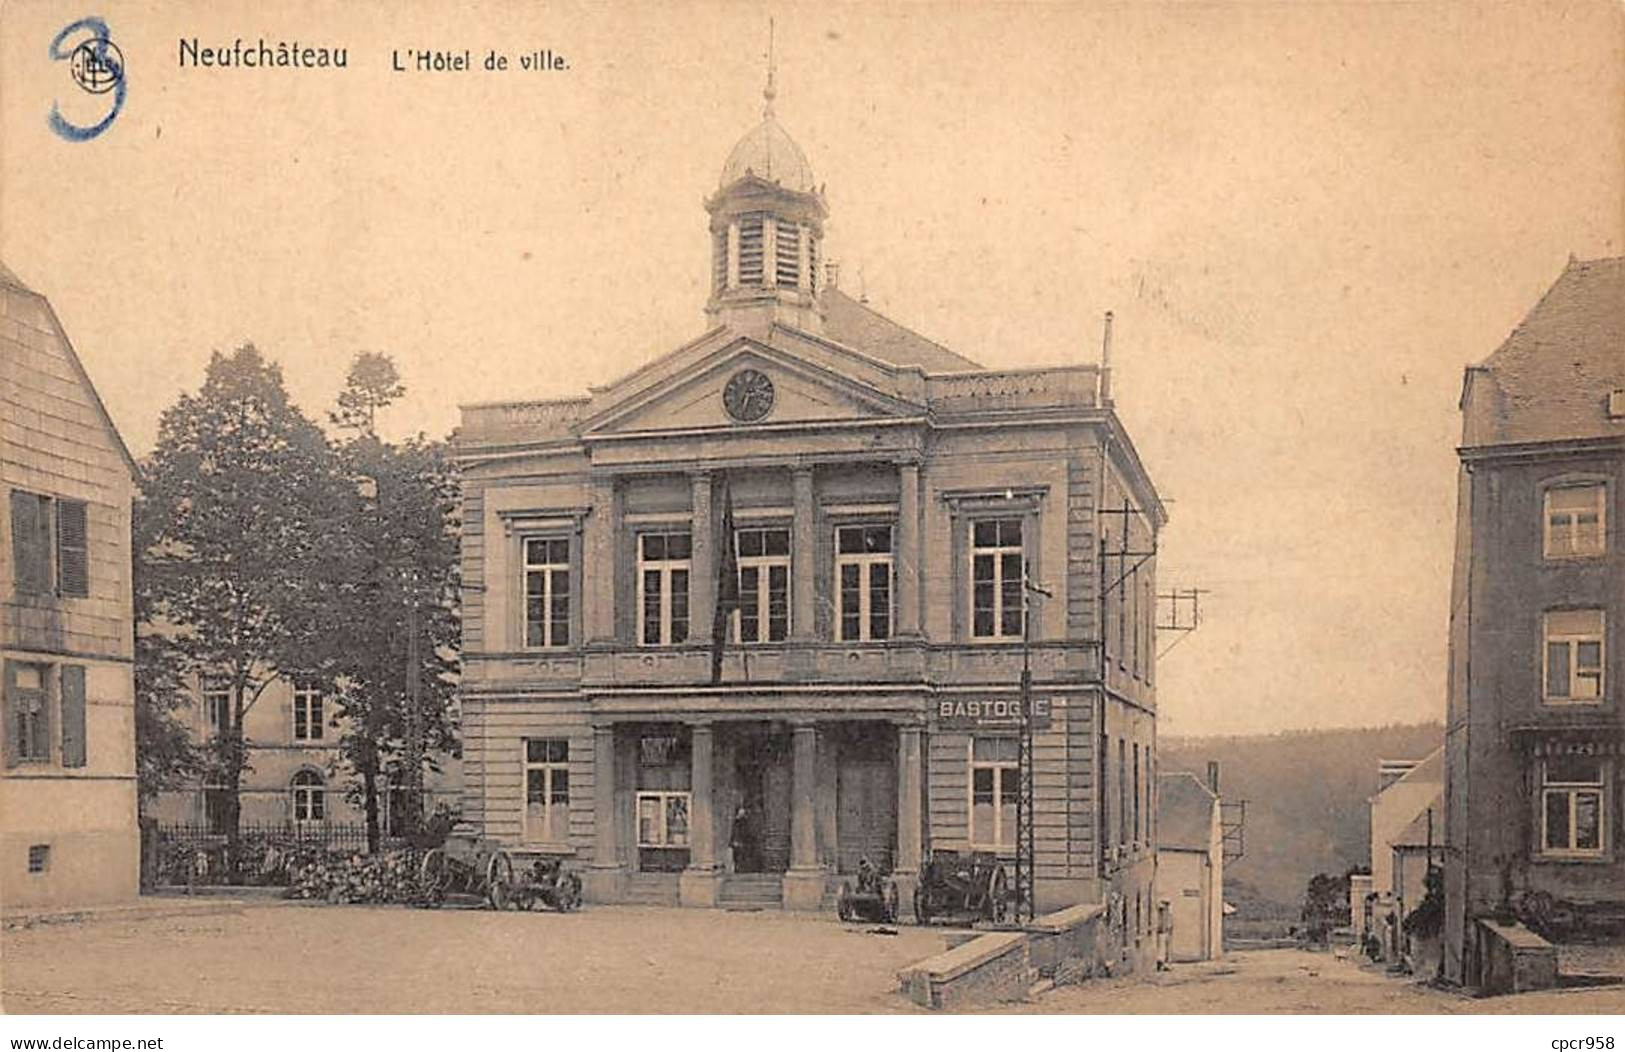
[730,727,790,873]
[834,723,897,874]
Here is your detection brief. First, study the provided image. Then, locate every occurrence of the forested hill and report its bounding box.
[1160,722,1444,915]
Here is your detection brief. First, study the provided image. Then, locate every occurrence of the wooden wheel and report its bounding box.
[558,873,583,912]
[486,850,515,910]
[418,848,448,906]
[913,885,931,925]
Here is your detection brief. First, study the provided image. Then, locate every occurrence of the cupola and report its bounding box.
[704,65,827,336]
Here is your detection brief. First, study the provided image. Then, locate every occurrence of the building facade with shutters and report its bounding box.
[455,89,1165,957]
[1443,256,1625,986]
[1,262,140,908]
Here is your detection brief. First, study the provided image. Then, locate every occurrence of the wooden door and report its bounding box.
[837,760,896,873]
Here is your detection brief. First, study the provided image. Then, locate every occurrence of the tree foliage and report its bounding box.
[136,344,356,844]
[328,354,460,850]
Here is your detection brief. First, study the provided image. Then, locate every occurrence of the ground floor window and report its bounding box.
[637,790,691,848]
[203,786,231,833]
[525,738,570,843]
[969,737,1018,849]
[1541,756,1606,856]
[291,769,325,823]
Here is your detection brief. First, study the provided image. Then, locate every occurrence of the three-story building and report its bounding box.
[455,90,1165,960]
[1443,255,1625,985]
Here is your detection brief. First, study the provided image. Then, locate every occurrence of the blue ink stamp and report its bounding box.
[49,17,126,141]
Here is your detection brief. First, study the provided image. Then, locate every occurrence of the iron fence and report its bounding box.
[152,821,412,887]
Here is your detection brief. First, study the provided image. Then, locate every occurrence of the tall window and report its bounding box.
[1545,484,1606,558]
[8,492,88,598]
[971,518,1024,640]
[1541,757,1606,857]
[523,537,571,648]
[203,679,231,736]
[734,527,790,644]
[291,770,325,822]
[638,531,691,646]
[1133,742,1142,844]
[1117,738,1127,848]
[8,663,50,762]
[1545,610,1605,703]
[291,682,324,742]
[969,737,1018,849]
[836,525,892,642]
[524,738,570,844]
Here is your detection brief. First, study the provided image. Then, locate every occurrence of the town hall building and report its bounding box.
[454,81,1165,959]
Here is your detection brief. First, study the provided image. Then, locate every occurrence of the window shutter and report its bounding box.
[3,662,19,768]
[9,491,49,594]
[60,665,87,768]
[56,500,89,598]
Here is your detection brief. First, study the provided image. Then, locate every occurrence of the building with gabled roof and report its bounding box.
[1443,255,1625,988]
[1156,770,1223,962]
[453,73,1166,964]
[2,261,140,909]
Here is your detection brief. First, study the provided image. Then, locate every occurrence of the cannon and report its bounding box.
[912,849,1010,926]
[510,856,584,912]
[835,857,899,924]
[417,834,515,909]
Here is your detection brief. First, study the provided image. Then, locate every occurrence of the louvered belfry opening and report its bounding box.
[775,219,800,288]
[737,213,765,287]
[712,228,729,291]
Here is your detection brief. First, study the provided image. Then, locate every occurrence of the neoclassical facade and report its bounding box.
[456,89,1165,954]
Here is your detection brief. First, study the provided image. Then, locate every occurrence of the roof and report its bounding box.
[720,107,816,194]
[1373,746,1443,802]
[1461,256,1625,448]
[819,288,983,371]
[0,259,138,477]
[1157,772,1218,853]
[1391,791,1444,849]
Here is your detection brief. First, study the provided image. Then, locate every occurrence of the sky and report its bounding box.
[3,0,1620,737]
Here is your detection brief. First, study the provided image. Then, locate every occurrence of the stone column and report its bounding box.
[895,723,924,918]
[585,476,618,646]
[896,460,922,638]
[783,720,825,910]
[791,467,816,641]
[690,473,715,641]
[680,721,720,907]
[585,723,625,903]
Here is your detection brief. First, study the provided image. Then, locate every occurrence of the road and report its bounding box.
[5,903,1623,1014]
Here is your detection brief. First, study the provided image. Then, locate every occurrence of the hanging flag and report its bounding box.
[710,472,739,685]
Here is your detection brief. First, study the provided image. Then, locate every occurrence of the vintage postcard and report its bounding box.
[1,0,1622,1029]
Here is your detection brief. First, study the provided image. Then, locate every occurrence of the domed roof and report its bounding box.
[719,113,816,194]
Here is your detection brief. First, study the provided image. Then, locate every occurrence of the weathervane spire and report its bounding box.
[763,18,777,119]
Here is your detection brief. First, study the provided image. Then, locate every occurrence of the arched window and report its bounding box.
[291,769,325,823]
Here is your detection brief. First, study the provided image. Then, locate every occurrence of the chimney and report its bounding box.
[1206,760,1220,796]
[1099,310,1114,407]
[824,260,840,291]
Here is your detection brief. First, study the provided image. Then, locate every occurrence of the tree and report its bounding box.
[1299,871,1353,943]
[328,353,460,850]
[136,344,355,855]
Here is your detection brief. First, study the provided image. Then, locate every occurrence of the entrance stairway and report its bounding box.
[718,874,783,910]
[624,872,680,907]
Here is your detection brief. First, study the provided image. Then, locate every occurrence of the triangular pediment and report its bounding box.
[581,336,923,437]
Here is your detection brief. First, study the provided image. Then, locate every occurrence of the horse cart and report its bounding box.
[417,834,517,909]
[912,849,1010,926]
[835,858,899,924]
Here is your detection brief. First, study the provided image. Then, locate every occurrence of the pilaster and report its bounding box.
[783,720,825,910]
[585,722,626,902]
[679,720,720,907]
[896,460,923,638]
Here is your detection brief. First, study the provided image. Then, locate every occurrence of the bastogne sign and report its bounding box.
[933,697,1052,730]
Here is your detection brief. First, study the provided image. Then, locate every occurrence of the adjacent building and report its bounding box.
[1443,256,1625,986]
[1366,750,1443,962]
[149,676,461,832]
[1,262,140,908]
[454,82,1166,961]
[1155,769,1223,962]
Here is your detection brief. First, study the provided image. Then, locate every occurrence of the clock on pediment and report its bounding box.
[722,368,775,423]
